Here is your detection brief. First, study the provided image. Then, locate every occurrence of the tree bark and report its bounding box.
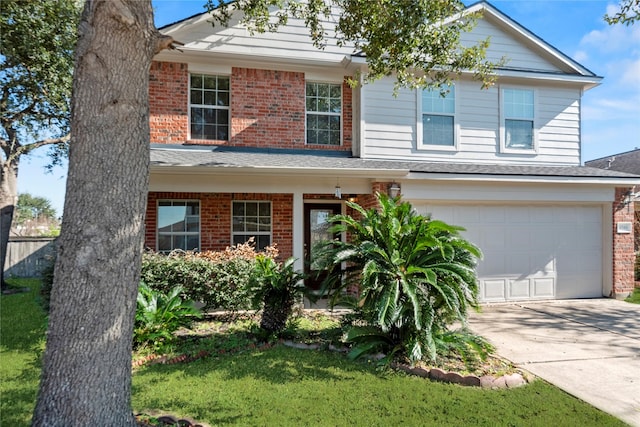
[32,1,163,424]
[0,159,19,291]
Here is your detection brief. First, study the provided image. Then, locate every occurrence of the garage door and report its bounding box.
[415,204,603,302]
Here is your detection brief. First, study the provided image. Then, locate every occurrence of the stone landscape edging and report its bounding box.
[282,340,529,389]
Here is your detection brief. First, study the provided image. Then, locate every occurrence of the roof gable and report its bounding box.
[464,2,597,77]
[158,1,599,81]
[157,6,354,67]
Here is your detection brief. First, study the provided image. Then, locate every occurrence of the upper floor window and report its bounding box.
[419,85,456,149]
[232,201,272,250]
[190,74,230,140]
[157,200,200,252]
[306,82,341,146]
[502,88,535,152]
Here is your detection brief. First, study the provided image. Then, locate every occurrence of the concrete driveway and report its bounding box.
[468,299,640,426]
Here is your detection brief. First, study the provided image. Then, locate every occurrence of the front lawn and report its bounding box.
[625,287,640,304]
[1,279,626,426]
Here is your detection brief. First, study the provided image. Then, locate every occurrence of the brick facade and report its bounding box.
[146,192,294,259]
[149,61,352,151]
[612,187,636,297]
[149,61,189,144]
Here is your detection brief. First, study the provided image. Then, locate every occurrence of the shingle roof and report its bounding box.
[151,145,640,180]
[585,149,640,176]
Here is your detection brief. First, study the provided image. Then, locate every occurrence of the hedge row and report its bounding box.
[141,241,280,312]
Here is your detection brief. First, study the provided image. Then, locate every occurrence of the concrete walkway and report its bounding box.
[468,299,640,426]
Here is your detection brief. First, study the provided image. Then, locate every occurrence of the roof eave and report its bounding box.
[406,171,640,186]
[149,164,409,178]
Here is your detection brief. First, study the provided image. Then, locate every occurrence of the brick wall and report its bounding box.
[229,68,306,148]
[146,192,293,259]
[149,62,352,151]
[149,61,189,144]
[612,187,635,297]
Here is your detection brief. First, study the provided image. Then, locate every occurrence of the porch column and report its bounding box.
[612,187,635,298]
[292,191,304,272]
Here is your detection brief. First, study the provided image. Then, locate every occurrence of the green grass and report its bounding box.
[1,279,627,426]
[132,346,624,427]
[625,287,640,304]
[0,279,48,426]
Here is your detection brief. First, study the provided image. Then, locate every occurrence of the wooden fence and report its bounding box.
[5,237,56,278]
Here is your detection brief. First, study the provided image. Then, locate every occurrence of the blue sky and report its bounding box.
[18,0,640,217]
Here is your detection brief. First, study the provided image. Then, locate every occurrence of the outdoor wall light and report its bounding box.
[388,182,401,198]
[623,187,637,212]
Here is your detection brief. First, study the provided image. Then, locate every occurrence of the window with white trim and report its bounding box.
[420,85,456,148]
[157,200,200,252]
[306,82,341,146]
[232,201,272,250]
[502,88,535,151]
[190,74,230,140]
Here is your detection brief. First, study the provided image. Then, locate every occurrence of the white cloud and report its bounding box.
[573,50,589,63]
[621,59,640,88]
[605,3,621,17]
[579,23,640,53]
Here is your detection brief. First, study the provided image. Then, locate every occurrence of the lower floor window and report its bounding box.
[232,201,271,250]
[157,200,200,252]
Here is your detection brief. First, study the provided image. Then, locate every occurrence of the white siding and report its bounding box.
[362,77,582,165]
[461,19,565,73]
[164,9,354,65]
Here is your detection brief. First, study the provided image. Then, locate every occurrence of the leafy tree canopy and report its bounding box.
[15,193,57,224]
[205,0,500,91]
[0,0,79,164]
[605,0,640,25]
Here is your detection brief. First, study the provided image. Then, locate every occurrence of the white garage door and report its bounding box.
[415,204,603,302]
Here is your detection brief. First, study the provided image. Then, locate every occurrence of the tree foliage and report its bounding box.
[314,193,484,364]
[206,0,500,90]
[14,193,57,224]
[0,0,79,163]
[32,0,498,423]
[0,0,79,289]
[605,0,640,25]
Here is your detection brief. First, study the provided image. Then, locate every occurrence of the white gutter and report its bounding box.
[405,171,640,186]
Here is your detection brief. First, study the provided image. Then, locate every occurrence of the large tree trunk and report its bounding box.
[32,1,165,424]
[0,160,18,291]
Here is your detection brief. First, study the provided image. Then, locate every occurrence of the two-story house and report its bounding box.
[145,1,640,302]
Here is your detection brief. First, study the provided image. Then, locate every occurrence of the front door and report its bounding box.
[304,203,341,290]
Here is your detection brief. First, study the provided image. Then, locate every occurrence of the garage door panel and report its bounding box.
[556,274,602,299]
[418,203,603,302]
[484,227,506,250]
[509,279,531,299]
[478,253,506,276]
[482,279,507,301]
[531,278,555,298]
[480,207,506,223]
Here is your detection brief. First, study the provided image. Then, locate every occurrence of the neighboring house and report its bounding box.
[146,1,640,301]
[586,149,640,252]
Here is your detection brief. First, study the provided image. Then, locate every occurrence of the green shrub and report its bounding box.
[247,255,305,335]
[141,241,278,312]
[134,282,202,351]
[314,192,483,366]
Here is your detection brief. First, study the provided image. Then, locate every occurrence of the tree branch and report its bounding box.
[7,134,70,164]
[155,34,182,54]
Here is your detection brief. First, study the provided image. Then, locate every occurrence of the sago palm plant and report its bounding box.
[313,192,484,365]
[134,282,202,351]
[248,255,306,335]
